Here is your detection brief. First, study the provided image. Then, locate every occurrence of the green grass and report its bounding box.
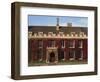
[28,60,87,66]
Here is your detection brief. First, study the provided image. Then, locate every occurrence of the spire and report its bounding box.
[56,17,60,31]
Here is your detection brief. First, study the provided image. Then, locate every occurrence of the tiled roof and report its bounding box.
[28,26,88,35]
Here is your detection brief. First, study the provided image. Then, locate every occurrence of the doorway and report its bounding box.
[49,52,55,62]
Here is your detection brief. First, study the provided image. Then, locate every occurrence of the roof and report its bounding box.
[28,26,88,35]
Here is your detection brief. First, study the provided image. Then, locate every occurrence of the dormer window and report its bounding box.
[48,32,53,36]
[34,33,37,37]
[38,32,43,36]
[59,32,64,36]
[71,32,75,37]
[80,32,84,37]
[28,32,32,37]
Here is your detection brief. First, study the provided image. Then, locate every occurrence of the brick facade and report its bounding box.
[28,38,88,63]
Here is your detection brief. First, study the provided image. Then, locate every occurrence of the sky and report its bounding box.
[28,15,88,27]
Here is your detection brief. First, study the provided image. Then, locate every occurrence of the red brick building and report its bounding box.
[28,19,88,63]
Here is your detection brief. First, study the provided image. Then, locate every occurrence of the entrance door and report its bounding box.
[49,52,55,62]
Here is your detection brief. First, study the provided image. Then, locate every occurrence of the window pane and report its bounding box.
[48,40,55,47]
[38,40,43,47]
[58,50,64,60]
[61,40,64,47]
[69,50,74,58]
[68,40,75,48]
[37,49,43,60]
[78,40,82,48]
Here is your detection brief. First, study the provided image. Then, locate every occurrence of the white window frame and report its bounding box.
[38,40,43,48]
[61,40,65,48]
[79,50,83,60]
[61,51,65,61]
[69,50,75,61]
[69,40,75,48]
[79,40,83,48]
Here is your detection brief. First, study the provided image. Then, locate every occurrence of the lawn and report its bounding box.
[28,60,87,66]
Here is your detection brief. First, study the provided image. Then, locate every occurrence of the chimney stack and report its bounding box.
[67,23,72,27]
[56,17,60,31]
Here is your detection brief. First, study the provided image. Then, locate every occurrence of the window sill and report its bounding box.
[69,58,75,61]
[69,47,75,48]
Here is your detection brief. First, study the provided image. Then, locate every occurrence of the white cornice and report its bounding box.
[28,36,87,39]
[28,32,87,39]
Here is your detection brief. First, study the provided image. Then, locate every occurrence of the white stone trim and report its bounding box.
[48,32,53,36]
[29,34,87,39]
[38,32,43,37]
[46,47,58,63]
[28,31,87,39]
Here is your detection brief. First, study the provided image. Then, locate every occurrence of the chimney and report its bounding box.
[67,23,72,27]
[67,23,72,33]
[56,17,60,31]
